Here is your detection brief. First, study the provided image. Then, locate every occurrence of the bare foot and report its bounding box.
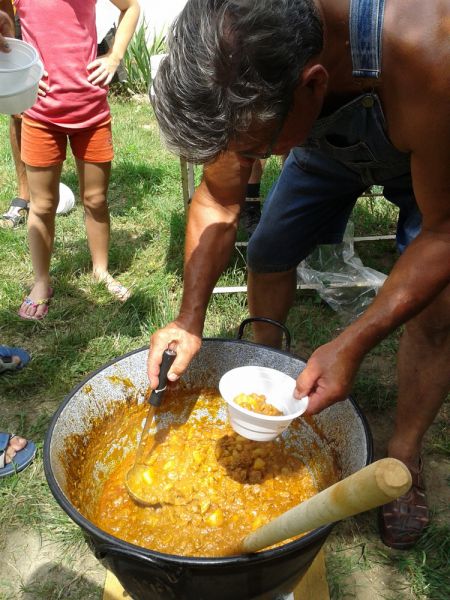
[4,435,27,465]
[93,271,131,302]
[4,355,20,368]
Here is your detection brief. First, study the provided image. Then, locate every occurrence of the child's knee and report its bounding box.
[82,192,107,212]
[29,195,57,217]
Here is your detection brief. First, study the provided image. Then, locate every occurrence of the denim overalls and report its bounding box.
[247,0,422,274]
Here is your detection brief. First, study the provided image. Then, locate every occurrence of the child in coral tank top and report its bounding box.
[15,0,140,319]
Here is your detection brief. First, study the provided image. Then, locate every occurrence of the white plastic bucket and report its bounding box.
[0,38,40,92]
[219,366,309,441]
[0,38,43,114]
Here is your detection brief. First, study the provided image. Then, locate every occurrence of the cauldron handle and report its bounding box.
[94,543,184,583]
[237,317,291,352]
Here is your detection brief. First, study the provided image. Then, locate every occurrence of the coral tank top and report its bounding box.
[14,0,110,128]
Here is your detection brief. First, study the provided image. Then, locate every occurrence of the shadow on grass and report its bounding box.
[60,161,172,218]
[165,209,187,273]
[369,522,450,600]
[23,562,102,600]
[0,282,163,401]
[0,216,187,405]
[50,227,156,280]
[107,161,169,217]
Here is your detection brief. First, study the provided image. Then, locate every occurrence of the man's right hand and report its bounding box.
[147,321,202,390]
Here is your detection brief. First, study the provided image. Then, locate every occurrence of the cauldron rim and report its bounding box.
[44,339,373,566]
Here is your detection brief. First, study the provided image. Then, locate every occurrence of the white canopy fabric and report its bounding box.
[96,0,120,43]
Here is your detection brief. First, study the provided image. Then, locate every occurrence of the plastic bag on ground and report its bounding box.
[297,222,387,325]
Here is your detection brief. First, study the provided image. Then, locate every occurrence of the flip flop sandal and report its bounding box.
[105,280,131,302]
[0,432,36,478]
[0,346,31,374]
[378,457,429,549]
[18,287,54,321]
[1,198,29,228]
[96,274,131,302]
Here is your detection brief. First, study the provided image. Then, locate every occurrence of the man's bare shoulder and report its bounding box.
[381,0,449,148]
[384,0,449,87]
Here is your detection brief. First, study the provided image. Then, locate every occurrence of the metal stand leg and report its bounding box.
[180,158,196,219]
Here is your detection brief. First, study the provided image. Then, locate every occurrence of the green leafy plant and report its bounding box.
[120,20,166,95]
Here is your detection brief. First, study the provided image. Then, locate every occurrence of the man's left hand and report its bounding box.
[294,339,362,414]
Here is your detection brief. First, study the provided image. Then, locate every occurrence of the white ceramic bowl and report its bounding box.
[219,365,309,441]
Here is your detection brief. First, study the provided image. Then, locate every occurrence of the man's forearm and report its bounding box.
[337,230,450,359]
[175,151,252,333]
[176,186,241,334]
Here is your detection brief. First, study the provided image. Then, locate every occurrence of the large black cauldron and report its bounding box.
[44,333,372,600]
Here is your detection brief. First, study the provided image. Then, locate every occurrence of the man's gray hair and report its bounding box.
[151,0,323,163]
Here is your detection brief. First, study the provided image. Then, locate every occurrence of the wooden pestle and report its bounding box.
[241,458,411,553]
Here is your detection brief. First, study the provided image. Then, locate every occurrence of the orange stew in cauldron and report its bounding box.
[65,386,338,557]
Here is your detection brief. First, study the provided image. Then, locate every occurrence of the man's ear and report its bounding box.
[300,63,329,98]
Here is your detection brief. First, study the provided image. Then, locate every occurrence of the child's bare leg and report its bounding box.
[77,159,130,300]
[10,115,29,200]
[21,164,61,317]
[2,116,30,228]
[77,159,111,273]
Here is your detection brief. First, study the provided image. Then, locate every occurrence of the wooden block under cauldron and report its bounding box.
[293,550,330,600]
[102,549,330,600]
[103,570,129,599]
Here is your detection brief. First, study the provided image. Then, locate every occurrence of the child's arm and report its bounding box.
[88,0,140,87]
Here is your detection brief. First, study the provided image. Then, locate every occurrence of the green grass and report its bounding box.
[326,541,373,599]
[372,523,450,600]
[0,98,448,599]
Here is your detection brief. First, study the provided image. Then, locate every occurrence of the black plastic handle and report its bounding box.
[237,317,291,352]
[149,348,177,407]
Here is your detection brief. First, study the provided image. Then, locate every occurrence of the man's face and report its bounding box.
[229,65,328,160]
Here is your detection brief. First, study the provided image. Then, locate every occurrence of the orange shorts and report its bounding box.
[21,116,114,167]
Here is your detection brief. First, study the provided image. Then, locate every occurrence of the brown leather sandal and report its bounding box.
[379,457,429,550]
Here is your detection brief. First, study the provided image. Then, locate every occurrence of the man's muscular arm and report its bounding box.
[147,152,253,388]
[296,64,450,412]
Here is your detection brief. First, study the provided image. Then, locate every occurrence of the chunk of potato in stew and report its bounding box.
[233,392,283,416]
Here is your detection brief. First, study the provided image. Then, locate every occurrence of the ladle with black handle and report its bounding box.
[126,348,176,505]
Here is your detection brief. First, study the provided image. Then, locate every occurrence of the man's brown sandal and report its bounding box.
[379,457,429,549]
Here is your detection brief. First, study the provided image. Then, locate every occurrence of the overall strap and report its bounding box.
[349,0,386,78]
